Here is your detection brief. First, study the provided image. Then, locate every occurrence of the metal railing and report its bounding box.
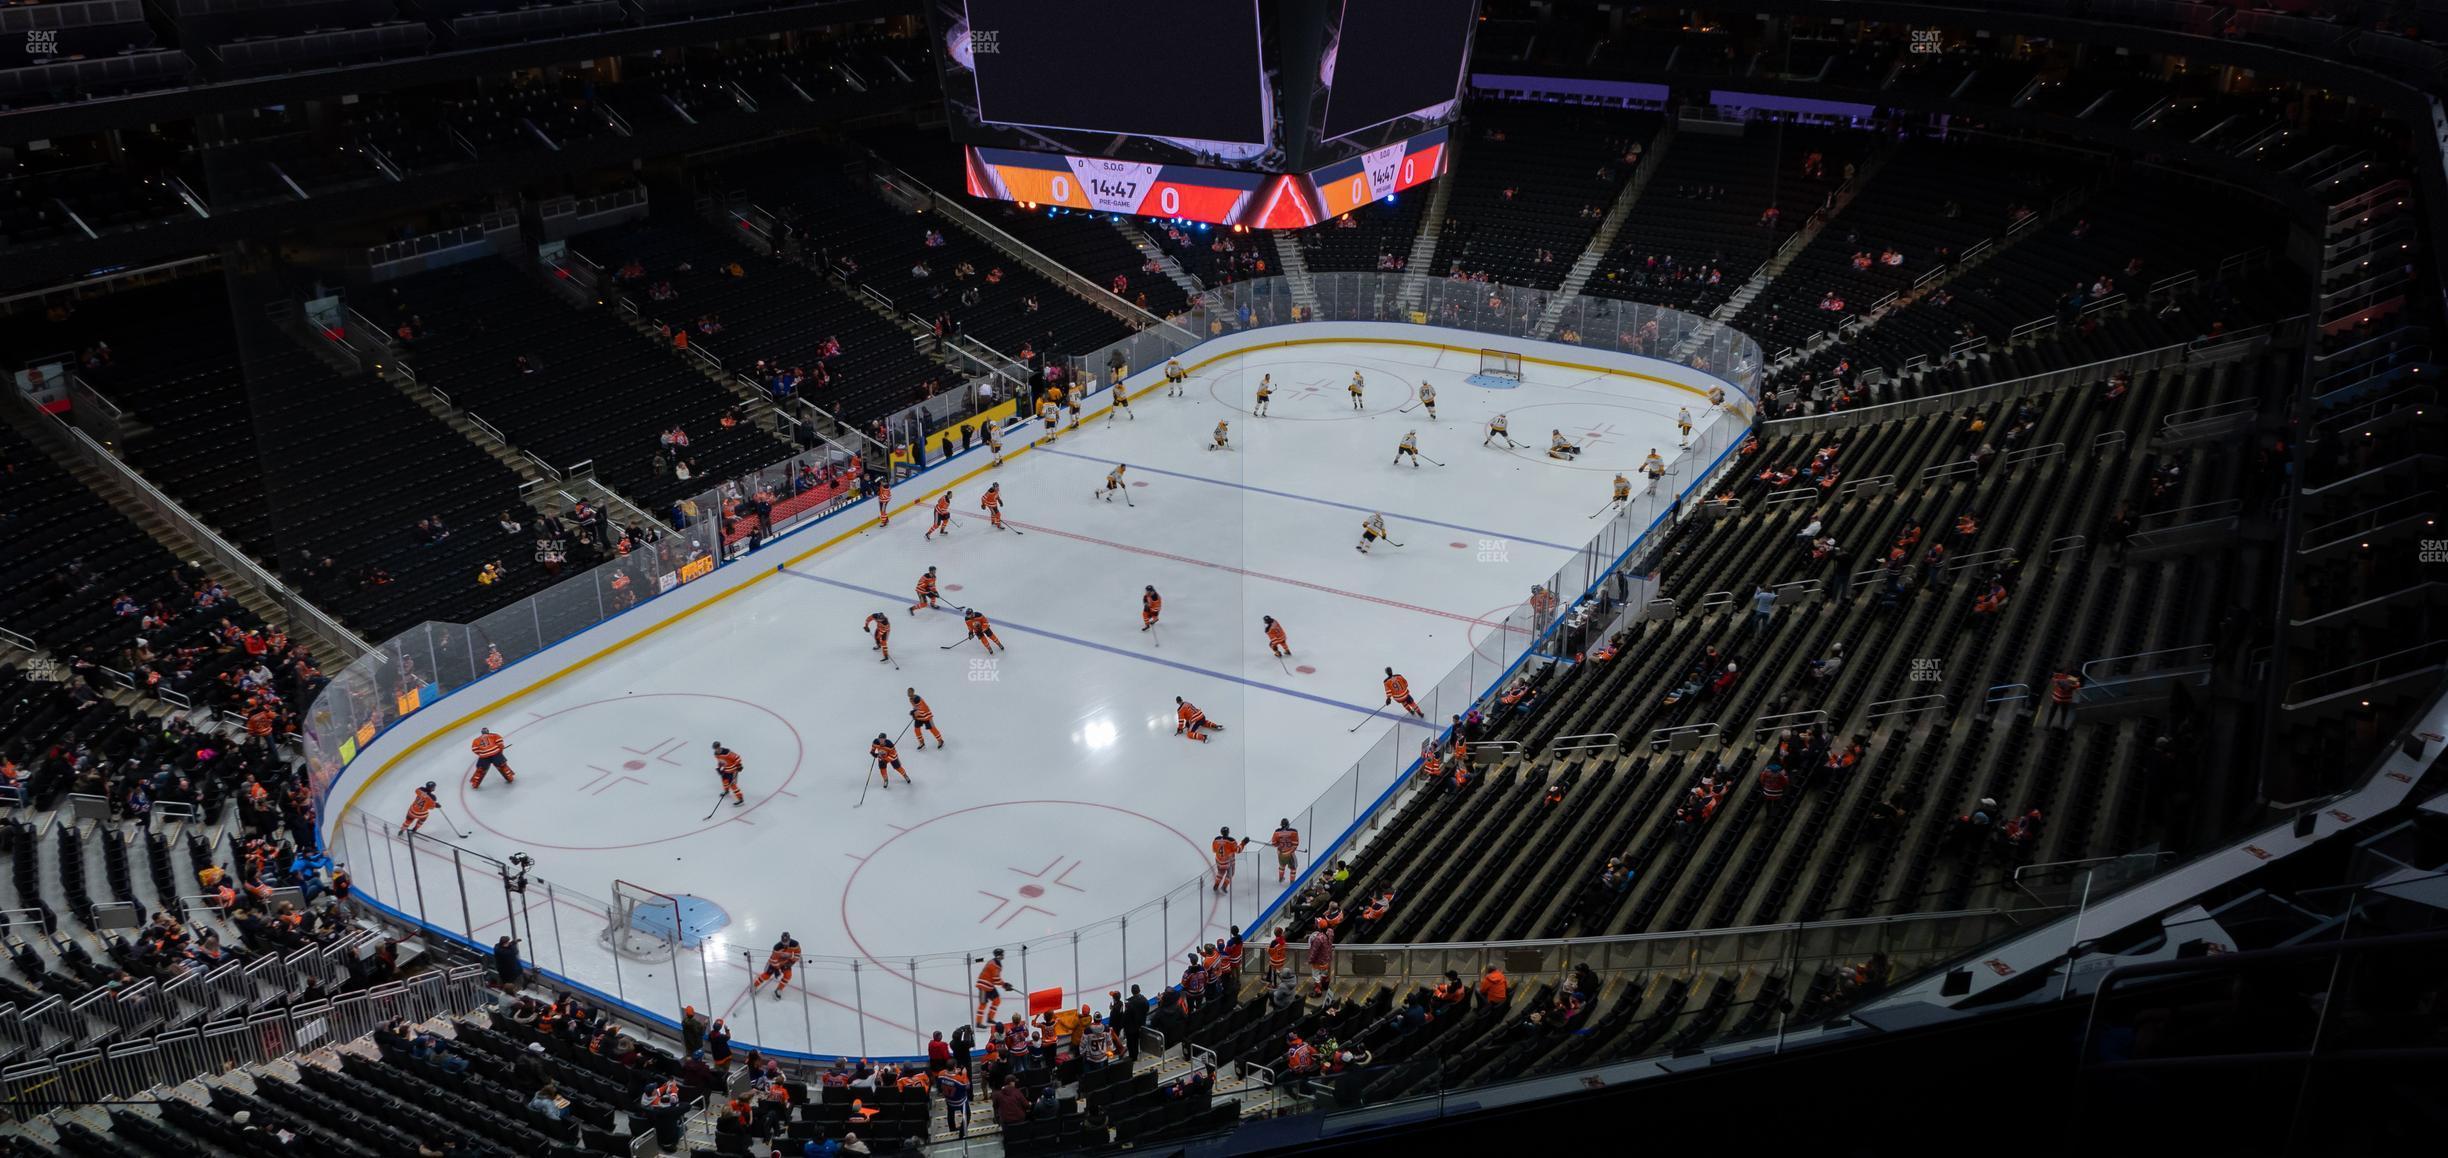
[0,964,488,1114]
[6,385,371,661]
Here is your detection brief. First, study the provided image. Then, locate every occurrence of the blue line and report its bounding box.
[776,569,1437,729]
[1034,445,1580,552]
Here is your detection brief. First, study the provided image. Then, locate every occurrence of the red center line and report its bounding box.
[1001,518,1528,633]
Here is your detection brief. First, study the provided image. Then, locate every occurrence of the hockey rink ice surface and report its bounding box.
[331,336,1730,1057]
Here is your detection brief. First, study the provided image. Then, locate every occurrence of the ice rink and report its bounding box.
[327,333,1734,1057]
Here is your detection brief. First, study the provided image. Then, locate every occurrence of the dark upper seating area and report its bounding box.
[977,204,1191,319]
[1278,355,2286,973]
[1732,137,2064,357]
[1432,103,1656,289]
[374,258,794,513]
[1587,124,1854,315]
[0,0,188,111]
[0,426,292,709]
[571,215,952,428]
[0,278,565,639]
[1769,174,2300,405]
[1292,193,1428,274]
[766,170,1134,358]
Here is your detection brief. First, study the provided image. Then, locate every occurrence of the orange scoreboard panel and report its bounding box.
[1305,125,1452,219]
[964,147,1274,226]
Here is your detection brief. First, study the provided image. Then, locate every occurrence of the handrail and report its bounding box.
[1865,694,1948,720]
[1340,908,2006,956]
[868,162,1194,344]
[2081,644,2215,684]
[2133,498,2242,531]
[10,392,370,659]
[2280,640,2448,710]
[2298,492,2435,553]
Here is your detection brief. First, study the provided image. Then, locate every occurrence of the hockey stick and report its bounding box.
[1276,653,1293,676]
[1149,623,1160,649]
[1418,455,1446,467]
[1383,537,1406,547]
[855,760,877,808]
[1397,402,1418,413]
[1348,703,1385,733]
[701,791,734,821]
[429,805,474,840]
[1589,499,1622,519]
[1123,489,1135,507]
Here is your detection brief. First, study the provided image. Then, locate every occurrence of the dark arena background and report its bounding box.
[0,1,2445,1155]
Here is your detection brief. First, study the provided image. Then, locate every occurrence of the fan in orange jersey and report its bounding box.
[911,566,944,613]
[711,742,746,807]
[962,607,1004,653]
[399,781,439,835]
[925,492,955,540]
[750,933,802,998]
[863,611,893,662]
[1262,616,1290,657]
[906,688,944,749]
[468,727,515,789]
[1140,586,1162,632]
[1269,819,1300,882]
[980,483,1007,530]
[874,478,893,528]
[870,733,912,788]
[1174,697,1224,742]
[1382,668,1424,717]
[973,948,1015,1026]
[1417,740,1443,783]
[1211,827,1251,892]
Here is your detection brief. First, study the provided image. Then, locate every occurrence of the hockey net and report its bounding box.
[1476,348,1525,382]
[602,879,683,962]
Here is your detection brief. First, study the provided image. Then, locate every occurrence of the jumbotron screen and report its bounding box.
[1318,0,1479,142]
[962,125,1450,229]
[932,0,1275,156]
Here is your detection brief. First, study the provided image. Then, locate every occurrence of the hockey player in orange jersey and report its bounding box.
[911,566,944,613]
[400,781,439,835]
[925,492,954,540]
[1262,616,1290,657]
[1174,697,1224,742]
[863,612,892,662]
[907,688,944,749]
[962,607,1003,653]
[711,742,746,806]
[751,933,802,998]
[1211,827,1250,892]
[973,948,1016,1026]
[980,483,1007,530]
[1140,586,1162,632]
[468,727,515,788]
[870,734,912,788]
[1382,667,1424,717]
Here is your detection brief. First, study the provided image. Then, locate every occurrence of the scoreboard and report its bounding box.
[929,0,1479,229]
[963,125,1450,230]
[1305,126,1452,218]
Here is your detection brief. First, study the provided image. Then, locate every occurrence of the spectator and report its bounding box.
[992,1077,1028,1125]
[493,934,521,986]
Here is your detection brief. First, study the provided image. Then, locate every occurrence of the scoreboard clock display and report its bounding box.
[964,125,1451,230]
[965,147,1298,227]
[1303,125,1451,218]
